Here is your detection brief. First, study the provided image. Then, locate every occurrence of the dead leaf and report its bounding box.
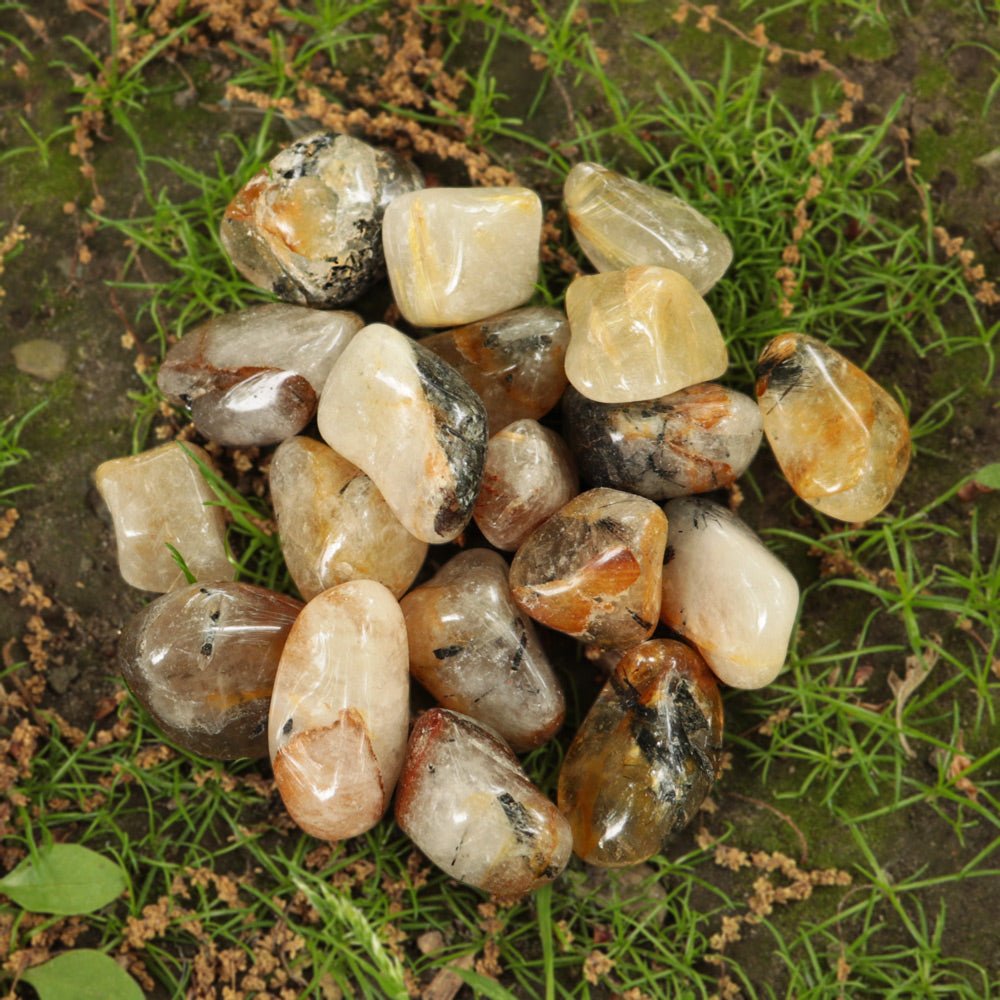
[887,637,940,758]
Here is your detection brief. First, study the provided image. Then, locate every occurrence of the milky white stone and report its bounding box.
[383,187,542,327]
[268,580,409,841]
[317,324,487,544]
[95,443,233,592]
[659,498,799,689]
[565,266,728,404]
[564,162,733,293]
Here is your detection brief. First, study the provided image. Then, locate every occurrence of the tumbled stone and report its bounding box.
[268,580,409,841]
[221,132,423,306]
[473,420,579,551]
[158,304,363,403]
[395,709,572,894]
[564,162,733,293]
[317,324,487,544]
[400,549,564,751]
[565,266,728,404]
[557,640,723,867]
[660,498,799,689]
[383,187,542,327]
[118,582,302,759]
[562,383,762,500]
[756,333,911,522]
[269,436,427,600]
[94,443,233,592]
[510,488,668,648]
[420,307,570,434]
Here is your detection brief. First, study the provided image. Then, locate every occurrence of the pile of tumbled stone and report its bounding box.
[97,132,911,891]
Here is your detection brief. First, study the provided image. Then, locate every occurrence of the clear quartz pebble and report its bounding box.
[400,549,565,751]
[269,436,427,601]
[562,383,762,500]
[756,333,911,522]
[472,419,579,551]
[509,487,668,649]
[419,307,570,434]
[565,265,728,404]
[557,639,723,867]
[317,323,488,544]
[118,582,303,759]
[659,497,799,689]
[94,442,233,592]
[395,708,573,894]
[268,580,409,841]
[383,187,543,327]
[564,162,733,293]
[220,131,423,307]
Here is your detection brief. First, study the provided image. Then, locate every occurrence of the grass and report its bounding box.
[1,1,999,998]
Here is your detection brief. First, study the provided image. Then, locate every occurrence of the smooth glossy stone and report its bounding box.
[400,549,564,751]
[383,187,542,327]
[158,304,363,406]
[557,639,723,867]
[221,132,423,306]
[756,333,911,522]
[317,324,487,544]
[565,266,728,404]
[564,162,733,293]
[395,709,572,894]
[420,307,570,434]
[510,488,668,648]
[660,498,799,689]
[268,580,409,841]
[473,420,579,551]
[562,383,762,500]
[94,443,233,592]
[118,582,302,759]
[269,437,427,601]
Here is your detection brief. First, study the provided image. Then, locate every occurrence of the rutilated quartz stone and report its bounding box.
[395,709,573,894]
[317,324,488,544]
[564,162,733,293]
[382,187,543,327]
[756,333,911,522]
[400,549,565,751]
[94,442,233,592]
[118,582,303,759]
[564,266,728,404]
[557,639,723,867]
[473,419,579,552]
[269,436,427,601]
[509,488,668,649]
[419,307,570,434]
[562,383,762,500]
[268,580,409,841]
[659,497,799,689]
[220,132,423,306]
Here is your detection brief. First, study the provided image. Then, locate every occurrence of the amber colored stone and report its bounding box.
[659,498,799,689]
[419,308,570,434]
[557,639,723,867]
[473,420,579,551]
[94,443,233,592]
[565,266,728,404]
[562,383,762,500]
[395,709,573,894]
[400,549,564,751]
[268,580,409,841]
[118,582,302,759]
[509,488,668,648]
[269,437,427,600]
[756,333,911,522]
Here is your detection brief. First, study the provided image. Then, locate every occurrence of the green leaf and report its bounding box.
[972,463,1000,489]
[450,967,517,999]
[0,844,127,915]
[22,950,144,1000]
